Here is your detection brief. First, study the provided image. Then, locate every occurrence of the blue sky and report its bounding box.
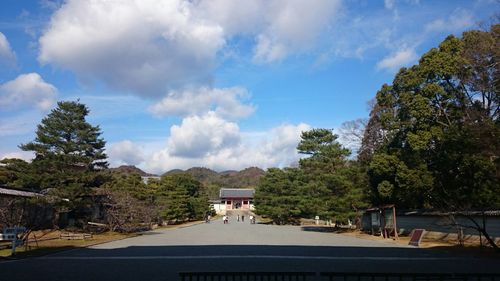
[0,0,498,173]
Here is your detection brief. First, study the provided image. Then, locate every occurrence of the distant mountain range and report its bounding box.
[109,165,155,177]
[110,165,265,189]
[163,166,265,189]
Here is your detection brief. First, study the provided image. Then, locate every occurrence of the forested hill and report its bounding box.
[109,165,265,189]
[109,165,156,177]
[163,167,265,189]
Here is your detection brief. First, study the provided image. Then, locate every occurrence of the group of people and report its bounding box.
[221,214,256,224]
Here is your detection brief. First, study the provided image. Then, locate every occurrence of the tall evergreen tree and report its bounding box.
[155,174,208,223]
[254,168,303,225]
[20,101,108,196]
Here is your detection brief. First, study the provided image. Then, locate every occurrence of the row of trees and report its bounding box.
[360,24,499,247]
[0,101,210,232]
[254,129,368,225]
[254,24,499,248]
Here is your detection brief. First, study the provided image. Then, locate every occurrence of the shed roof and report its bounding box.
[219,188,255,199]
[0,187,43,198]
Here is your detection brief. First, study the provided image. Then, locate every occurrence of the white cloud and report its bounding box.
[252,0,341,63]
[0,73,57,111]
[108,140,145,166]
[0,32,16,66]
[145,121,311,173]
[167,112,241,158]
[376,47,417,71]
[39,0,225,97]
[194,0,265,36]
[384,0,395,10]
[425,9,474,33]
[149,87,254,120]
[38,0,342,96]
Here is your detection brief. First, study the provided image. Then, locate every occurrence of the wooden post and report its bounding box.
[392,205,398,240]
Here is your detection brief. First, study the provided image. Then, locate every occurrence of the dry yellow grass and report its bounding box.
[0,230,134,258]
[0,221,206,258]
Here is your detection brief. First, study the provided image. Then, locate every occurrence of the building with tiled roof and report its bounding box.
[212,188,255,215]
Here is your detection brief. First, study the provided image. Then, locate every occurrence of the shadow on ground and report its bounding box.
[0,244,499,281]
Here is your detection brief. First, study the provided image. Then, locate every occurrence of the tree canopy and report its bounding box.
[255,129,368,224]
[363,25,499,211]
[20,101,108,192]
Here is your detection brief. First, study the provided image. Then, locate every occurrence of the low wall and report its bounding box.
[396,215,500,237]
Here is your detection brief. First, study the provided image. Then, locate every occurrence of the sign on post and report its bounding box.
[1,227,27,255]
[409,229,425,247]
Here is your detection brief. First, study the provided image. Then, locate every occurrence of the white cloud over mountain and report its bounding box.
[149,121,310,173]
[108,140,145,166]
[0,73,57,111]
[167,112,241,158]
[107,122,310,173]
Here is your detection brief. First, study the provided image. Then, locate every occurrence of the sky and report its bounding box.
[0,0,498,174]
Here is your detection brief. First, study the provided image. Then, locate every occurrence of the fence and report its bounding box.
[179,272,500,281]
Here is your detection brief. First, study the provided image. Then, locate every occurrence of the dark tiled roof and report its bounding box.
[0,187,43,198]
[219,188,255,199]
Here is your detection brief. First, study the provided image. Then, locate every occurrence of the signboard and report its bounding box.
[1,227,27,255]
[371,212,380,226]
[0,233,16,241]
[384,209,394,228]
[409,229,425,247]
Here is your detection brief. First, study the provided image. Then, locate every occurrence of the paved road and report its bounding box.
[1,220,499,281]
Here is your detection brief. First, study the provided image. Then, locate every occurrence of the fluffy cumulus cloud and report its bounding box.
[38,0,341,96]
[251,0,340,63]
[108,140,145,166]
[145,122,311,173]
[167,112,241,158]
[39,0,225,96]
[0,73,57,111]
[0,32,16,66]
[376,47,417,71]
[149,87,254,120]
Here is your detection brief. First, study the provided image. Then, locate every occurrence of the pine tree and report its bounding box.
[20,101,108,195]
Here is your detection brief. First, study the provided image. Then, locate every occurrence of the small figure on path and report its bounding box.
[241,215,244,222]
[237,214,240,222]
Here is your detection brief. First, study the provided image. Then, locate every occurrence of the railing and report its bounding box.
[59,232,92,240]
[179,272,500,281]
[321,272,500,281]
[179,272,315,281]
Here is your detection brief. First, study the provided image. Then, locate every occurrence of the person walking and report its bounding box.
[242,215,245,222]
[237,214,240,222]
